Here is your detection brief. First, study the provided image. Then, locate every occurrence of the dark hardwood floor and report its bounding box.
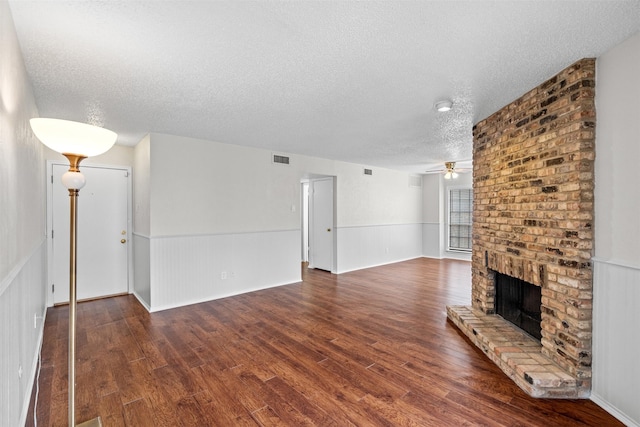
[27,258,622,426]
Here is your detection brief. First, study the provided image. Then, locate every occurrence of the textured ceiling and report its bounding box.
[8,1,640,173]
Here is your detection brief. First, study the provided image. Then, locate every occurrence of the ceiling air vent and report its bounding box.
[272,154,290,165]
[364,168,373,176]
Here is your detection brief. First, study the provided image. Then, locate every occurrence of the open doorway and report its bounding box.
[301,175,336,273]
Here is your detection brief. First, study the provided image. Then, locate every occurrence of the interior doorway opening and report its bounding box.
[300,175,336,273]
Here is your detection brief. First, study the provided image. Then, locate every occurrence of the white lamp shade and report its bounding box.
[30,118,117,157]
[61,171,86,190]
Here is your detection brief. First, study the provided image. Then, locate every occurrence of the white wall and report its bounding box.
[421,172,472,261]
[0,2,47,425]
[334,162,422,227]
[422,174,442,258]
[134,133,423,310]
[149,134,301,236]
[592,30,640,427]
[132,134,151,307]
[333,161,423,273]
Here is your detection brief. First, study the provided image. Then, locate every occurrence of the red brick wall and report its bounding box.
[472,59,595,380]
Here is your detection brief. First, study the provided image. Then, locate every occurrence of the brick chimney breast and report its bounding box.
[448,59,595,398]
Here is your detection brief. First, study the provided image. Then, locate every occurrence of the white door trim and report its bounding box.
[46,160,133,306]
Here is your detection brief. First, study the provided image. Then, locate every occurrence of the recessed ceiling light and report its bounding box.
[435,100,453,112]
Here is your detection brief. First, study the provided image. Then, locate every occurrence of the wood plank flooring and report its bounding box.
[27,258,623,426]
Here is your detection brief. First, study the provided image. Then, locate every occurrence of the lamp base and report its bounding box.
[77,417,102,427]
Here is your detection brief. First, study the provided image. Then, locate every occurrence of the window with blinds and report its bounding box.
[449,188,473,252]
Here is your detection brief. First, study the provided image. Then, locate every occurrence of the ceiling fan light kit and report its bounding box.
[444,162,458,179]
[444,171,459,179]
[444,161,459,179]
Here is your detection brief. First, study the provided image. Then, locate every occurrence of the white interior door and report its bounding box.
[52,164,129,303]
[309,178,334,271]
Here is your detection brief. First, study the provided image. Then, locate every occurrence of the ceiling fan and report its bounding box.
[424,161,472,179]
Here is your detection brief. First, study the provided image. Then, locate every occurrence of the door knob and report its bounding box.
[121,239,127,244]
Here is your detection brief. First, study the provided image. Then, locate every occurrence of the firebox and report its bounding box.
[495,272,542,341]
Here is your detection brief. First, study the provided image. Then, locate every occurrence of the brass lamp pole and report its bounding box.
[62,153,86,427]
[30,118,117,427]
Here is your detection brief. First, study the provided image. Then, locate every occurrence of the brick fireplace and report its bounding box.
[447,59,595,398]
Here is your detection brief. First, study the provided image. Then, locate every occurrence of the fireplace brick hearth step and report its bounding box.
[446,305,590,399]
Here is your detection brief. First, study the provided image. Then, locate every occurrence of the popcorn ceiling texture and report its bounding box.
[7,1,640,173]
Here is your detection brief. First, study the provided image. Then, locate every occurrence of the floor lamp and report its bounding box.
[30,118,117,427]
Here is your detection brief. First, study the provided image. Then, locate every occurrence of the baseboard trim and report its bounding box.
[20,306,48,427]
[147,278,301,313]
[335,256,422,274]
[591,393,639,427]
[132,290,151,312]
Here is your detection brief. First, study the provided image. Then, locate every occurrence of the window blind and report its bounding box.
[449,188,473,251]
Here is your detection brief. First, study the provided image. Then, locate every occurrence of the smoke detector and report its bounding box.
[434,100,453,112]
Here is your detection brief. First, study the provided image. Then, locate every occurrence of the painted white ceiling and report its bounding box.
[8,1,640,173]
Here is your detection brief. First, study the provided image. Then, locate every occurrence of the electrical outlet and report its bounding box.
[221,271,227,280]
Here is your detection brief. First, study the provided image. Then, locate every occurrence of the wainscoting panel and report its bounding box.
[422,222,442,258]
[336,223,422,274]
[133,233,151,309]
[592,258,640,427]
[149,230,301,312]
[0,240,47,427]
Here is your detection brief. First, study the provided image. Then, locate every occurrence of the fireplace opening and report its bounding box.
[495,272,542,341]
